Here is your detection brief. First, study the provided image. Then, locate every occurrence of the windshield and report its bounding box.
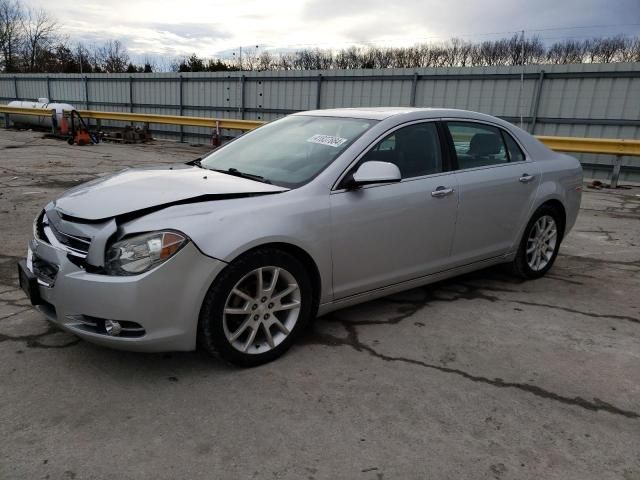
[200,115,377,188]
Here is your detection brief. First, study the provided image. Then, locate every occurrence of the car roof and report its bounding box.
[295,107,507,123]
[295,107,555,159]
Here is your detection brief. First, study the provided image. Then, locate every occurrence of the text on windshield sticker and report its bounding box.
[307,134,348,148]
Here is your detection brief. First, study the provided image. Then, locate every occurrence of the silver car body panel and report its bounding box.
[24,108,583,351]
[330,170,459,299]
[53,164,288,220]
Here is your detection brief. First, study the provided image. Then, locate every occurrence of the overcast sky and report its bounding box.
[25,0,640,60]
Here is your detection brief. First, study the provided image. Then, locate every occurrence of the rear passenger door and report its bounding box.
[444,120,540,266]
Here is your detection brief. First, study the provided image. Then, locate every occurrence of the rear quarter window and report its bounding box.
[502,131,526,162]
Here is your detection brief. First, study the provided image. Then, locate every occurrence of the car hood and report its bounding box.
[53,164,288,220]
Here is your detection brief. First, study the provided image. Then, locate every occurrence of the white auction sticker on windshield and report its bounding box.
[307,134,348,148]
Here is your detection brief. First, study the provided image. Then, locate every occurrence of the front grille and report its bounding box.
[38,212,91,258]
[48,221,91,255]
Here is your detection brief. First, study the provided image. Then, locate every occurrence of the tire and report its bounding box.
[197,248,313,367]
[511,204,563,280]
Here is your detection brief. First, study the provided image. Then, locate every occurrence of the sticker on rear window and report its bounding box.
[307,134,348,148]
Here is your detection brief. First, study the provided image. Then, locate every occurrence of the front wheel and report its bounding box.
[511,205,563,279]
[197,248,313,367]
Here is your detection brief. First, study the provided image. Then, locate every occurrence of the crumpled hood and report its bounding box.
[53,164,288,220]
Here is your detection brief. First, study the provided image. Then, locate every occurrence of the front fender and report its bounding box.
[119,191,334,304]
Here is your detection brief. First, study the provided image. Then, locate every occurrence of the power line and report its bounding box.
[250,23,640,51]
[524,22,640,33]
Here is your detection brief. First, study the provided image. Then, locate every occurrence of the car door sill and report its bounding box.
[318,253,511,316]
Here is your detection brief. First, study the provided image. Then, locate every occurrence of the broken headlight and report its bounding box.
[104,231,187,276]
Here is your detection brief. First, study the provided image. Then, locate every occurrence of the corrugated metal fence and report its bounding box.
[1,63,639,180]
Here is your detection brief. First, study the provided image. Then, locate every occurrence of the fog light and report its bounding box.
[105,320,122,336]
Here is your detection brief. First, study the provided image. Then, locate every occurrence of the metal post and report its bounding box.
[410,73,418,106]
[529,69,545,133]
[3,113,9,129]
[240,74,246,119]
[611,155,623,189]
[212,120,221,146]
[46,76,52,102]
[129,76,134,113]
[83,76,89,108]
[316,74,323,109]
[13,76,18,100]
[179,75,184,143]
[50,109,57,134]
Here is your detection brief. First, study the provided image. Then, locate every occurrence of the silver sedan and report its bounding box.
[18,108,583,366]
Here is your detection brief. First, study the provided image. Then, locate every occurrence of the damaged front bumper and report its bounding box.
[20,235,226,352]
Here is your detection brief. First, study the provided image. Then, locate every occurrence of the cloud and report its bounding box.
[22,0,640,59]
[303,0,640,45]
[147,23,231,41]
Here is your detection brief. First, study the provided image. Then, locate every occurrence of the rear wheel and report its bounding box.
[511,205,563,279]
[197,248,313,367]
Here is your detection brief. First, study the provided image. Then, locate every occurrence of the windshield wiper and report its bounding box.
[211,167,272,184]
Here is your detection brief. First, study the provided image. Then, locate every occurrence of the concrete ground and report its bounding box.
[0,130,639,480]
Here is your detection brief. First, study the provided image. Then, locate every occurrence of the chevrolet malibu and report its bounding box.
[18,108,583,366]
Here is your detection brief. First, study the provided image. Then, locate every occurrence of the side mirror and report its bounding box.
[349,161,402,188]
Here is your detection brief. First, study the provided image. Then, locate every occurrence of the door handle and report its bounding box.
[519,174,534,183]
[431,186,455,198]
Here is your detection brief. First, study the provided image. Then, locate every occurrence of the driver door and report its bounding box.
[330,121,459,299]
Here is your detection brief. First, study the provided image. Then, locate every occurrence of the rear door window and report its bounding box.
[446,122,509,170]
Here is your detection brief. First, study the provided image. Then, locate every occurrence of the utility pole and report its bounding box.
[519,29,525,129]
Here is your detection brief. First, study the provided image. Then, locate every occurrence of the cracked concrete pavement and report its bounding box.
[1,130,639,479]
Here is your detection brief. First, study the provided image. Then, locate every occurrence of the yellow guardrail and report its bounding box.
[537,135,640,157]
[74,109,263,131]
[0,105,57,117]
[0,105,263,131]
[2,105,640,157]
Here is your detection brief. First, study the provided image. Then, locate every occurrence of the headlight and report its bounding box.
[104,231,187,276]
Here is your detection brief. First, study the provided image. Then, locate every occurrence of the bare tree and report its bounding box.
[21,6,56,72]
[0,0,23,72]
[546,40,588,64]
[473,39,509,66]
[73,43,92,73]
[367,47,393,68]
[99,40,129,73]
[441,38,472,67]
[619,37,640,62]
[590,36,627,63]
[335,47,362,69]
[257,50,274,70]
[241,52,256,70]
[277,53,294,70]
[505,34,543,65]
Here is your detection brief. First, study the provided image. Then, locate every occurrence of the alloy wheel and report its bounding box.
[526,215,558,271]
[222,266,301,354]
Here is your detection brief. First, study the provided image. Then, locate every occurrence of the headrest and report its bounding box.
[469,133,502,155]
